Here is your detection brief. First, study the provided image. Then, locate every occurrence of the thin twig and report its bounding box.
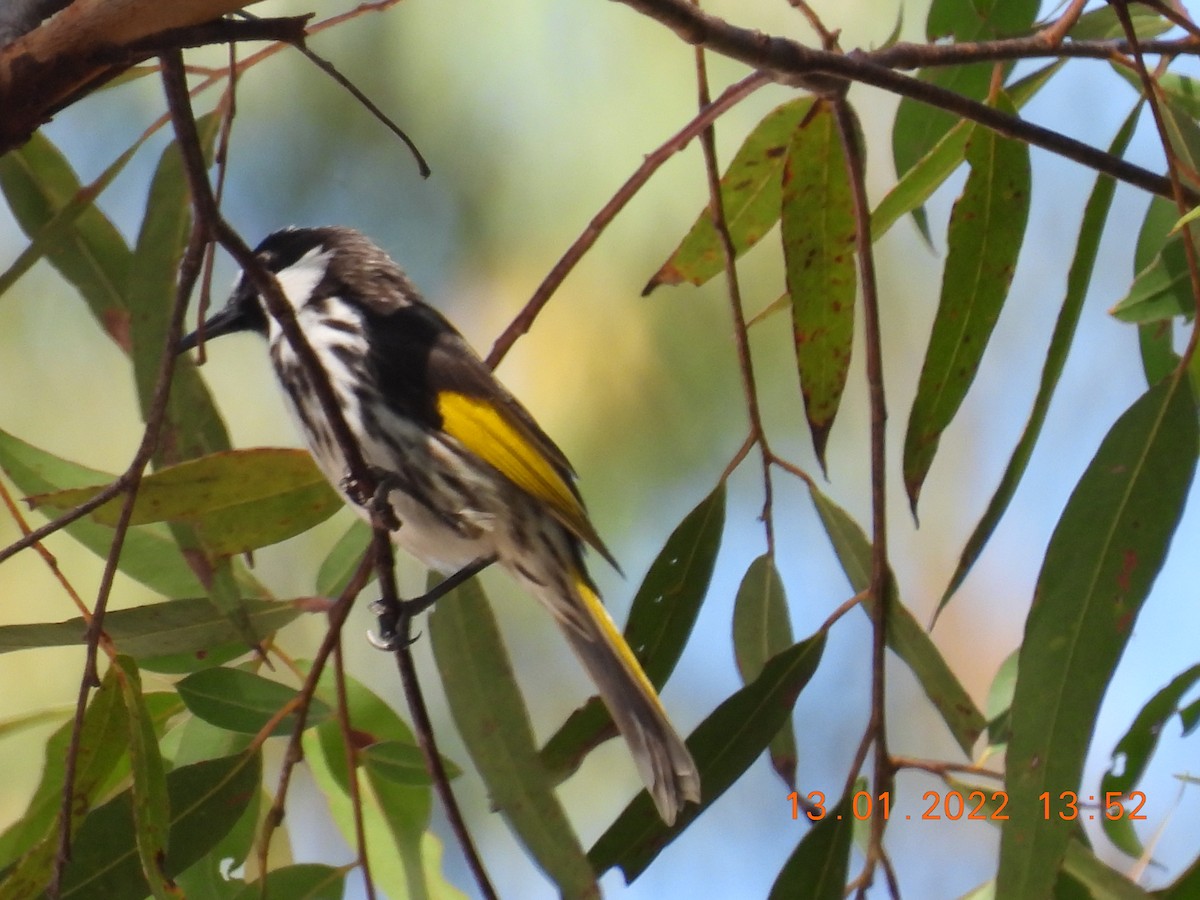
[690,12,775,554]
[236,8,429,176]
[608,0,1195,203]
[334,639,377,900]
[50,114,204,900]
[833,95,892,892]
[891,756,1005,781]
[257,555,370,878]
[1111,0,1200,369]
[485,69,769,368]
[372,529,499,900]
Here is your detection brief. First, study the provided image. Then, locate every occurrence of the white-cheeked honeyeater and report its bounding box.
[179,226,701,824]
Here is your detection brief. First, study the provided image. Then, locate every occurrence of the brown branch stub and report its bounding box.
[0,0,306,154]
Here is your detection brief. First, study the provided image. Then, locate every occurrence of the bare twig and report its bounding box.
[257,553,370,878]
[832,95,892,893]
[372,529,499,900]
[485,69,769,368]
[1111,0,1200,369]
[607,0,1194,203]
[690,14,775,554]
[334,639,377,900]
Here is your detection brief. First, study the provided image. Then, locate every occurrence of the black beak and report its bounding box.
[178,303,254,354]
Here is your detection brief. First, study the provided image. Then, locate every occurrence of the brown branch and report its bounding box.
[0,0,307,153]
[608,0,1195,204]
[691,21,775,554]
[1112,0,1200,369]
[257,553,370,877]
[334,640,377,900]
[373,530,499,900]
[50,109,206,900]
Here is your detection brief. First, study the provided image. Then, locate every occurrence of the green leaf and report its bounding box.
[28,449,342,557]
[1070,5,1171,40]
[732,553,796,786]
[1101,663,1200,856]
[589,634,826,881]
[782,101,857,466]
[903,93,1032,512]
[998,377,1198,900]
[0,131,133,346]
[938,104,1139,614]
[892,0,1037,240]
[57,752,262,900]
[315,519,372,597]
[540,485,724,781]
[232,865,345,900]
[301,663,460,900]
[808,483,986,755]
[127,113,230,465]
[1111,234,1197,324]
[767,788,854,900]
[0,598,302,665]
[111,658,173,900]
[644,98,816,292]
[429,576,597,899]
[0,426,204,598]
[360,741,440,786]
[1060,839,1152,900]
[874,61,1059,243]
[0,134,146,304]
[0,669,129,888]
[176,668,332,736]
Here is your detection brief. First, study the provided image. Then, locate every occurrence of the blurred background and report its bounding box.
[1,0,1198,896]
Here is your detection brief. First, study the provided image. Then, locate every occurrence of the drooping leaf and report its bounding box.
[767,787,854,900]
[644,98,815,292]
[0,133,146,304]
[111,657,173,900]
[429,576,597,899]
[807,483,986,755]
[938,104,1139,614]
[28,449,341,557]
[998,377,1197,900]
[56,752,262,900]
[315,519,372,597]
[1069,4,1171,40]
[782,100,857,466]
[1111,233,1198,324]
[873,61,1061,242]
[892,0,1038,239]
[589,634,825,881]
[0,131,133,345]
[0,426,204,599]
[732,553,797,786]
[301,663,459,900]
[1059,839,1152,900]
[0,669,129,887]
[126,113,229,465]
[541,485,724,780]
[232,865,345,900]
[176,668,332,737]
[903,92,1031,512]
[0,598,302,667]
[1101,663,1200,856]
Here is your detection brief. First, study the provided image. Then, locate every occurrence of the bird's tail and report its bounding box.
[532,570,700,824]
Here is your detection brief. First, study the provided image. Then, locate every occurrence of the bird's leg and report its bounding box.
[368,555,498,651]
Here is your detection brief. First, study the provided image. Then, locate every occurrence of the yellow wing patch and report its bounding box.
[436,391,613,563]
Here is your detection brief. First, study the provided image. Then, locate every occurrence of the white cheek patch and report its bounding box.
[261,245,333,339]
[275,246,333,307]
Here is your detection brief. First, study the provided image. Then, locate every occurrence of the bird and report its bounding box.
[179,226,701,824]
